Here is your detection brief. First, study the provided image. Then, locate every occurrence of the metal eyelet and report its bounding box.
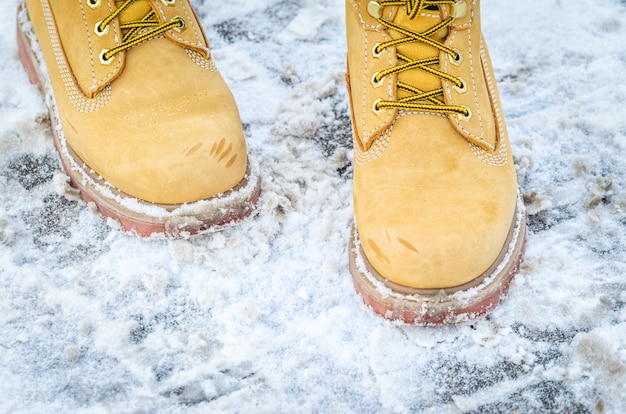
[171,16,186,32]
[367,1,383,19]
[94,21,109,37]
[458,105,472,121]
[372,99,385,115]
[160,0,176,5]
[372,43,384,59]
[99,49,114,65]
[448,49,463,66]
[371,72,384,88]
[87,0,101,9]
[453,77,467,94]
[452,0,467,19]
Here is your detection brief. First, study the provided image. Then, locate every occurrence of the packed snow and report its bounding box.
[1,0,626,412]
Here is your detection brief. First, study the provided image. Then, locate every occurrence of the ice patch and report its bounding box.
[277,5,331,42]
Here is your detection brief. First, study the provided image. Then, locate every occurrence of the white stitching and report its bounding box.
[185,49,218,72]
[470,39,508,167]
[354,0,395,147]
[444,0,489,148]
[175,0,203,46]
[78,0,97,87]
[41,0,112,112]
[154,0,204,48]
[90,0,123,92]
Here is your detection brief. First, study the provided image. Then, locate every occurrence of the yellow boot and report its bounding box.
[346,0,526,324]
[17,0,260,237]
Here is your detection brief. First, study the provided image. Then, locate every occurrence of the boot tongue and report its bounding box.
[390,5,447,100]
[115,0,153,31]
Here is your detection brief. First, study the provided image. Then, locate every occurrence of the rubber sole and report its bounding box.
[349,198,527,325]
[16,1,261,237]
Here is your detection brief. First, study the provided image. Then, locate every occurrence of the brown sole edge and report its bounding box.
[16,4,261,238]
[349,200,527,325]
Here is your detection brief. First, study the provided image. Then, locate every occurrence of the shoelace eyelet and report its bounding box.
[449,49,463,66]
[160,0,176,6]
[372,99,385,115]
[99,49,114,65]
[452,0,468,19]
[172,16,186,33]
[94,21,109,37]
[453,77,467,94]
[87,0,101,9]
[367,1,383,19]
[367,1,472,118]
[458,105,472,121]
[371,72,384,88]
[372,43,384,59]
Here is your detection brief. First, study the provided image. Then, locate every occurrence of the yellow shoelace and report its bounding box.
[369,0,470,117]
[96,0,185,64]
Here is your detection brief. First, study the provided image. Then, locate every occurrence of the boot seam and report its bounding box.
[153,0,204,49]
[77,0,97,88]
[36,0,113,112]
[351,0,395,151]
[443,1,490,148]
[468,39,509,167]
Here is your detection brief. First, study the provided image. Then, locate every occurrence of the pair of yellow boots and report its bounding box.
[17,0,526,325]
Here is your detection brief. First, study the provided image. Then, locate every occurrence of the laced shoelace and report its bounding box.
[95,0,185,64]
[370,0,470,118]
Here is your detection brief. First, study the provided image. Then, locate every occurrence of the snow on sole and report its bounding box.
[349,197,527,325]
[16,1,261,237]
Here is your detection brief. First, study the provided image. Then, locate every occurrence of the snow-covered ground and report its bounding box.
[2,0,626,412]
